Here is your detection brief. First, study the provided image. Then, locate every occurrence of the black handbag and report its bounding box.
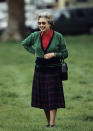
[60,57,68,81]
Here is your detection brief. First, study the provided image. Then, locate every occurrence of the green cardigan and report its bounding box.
[21,31,68,59]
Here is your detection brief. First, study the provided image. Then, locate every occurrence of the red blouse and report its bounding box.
[41,29,53,51]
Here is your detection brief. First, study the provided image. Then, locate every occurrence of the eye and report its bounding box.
[42,22,46,25]
[38,22,46,25]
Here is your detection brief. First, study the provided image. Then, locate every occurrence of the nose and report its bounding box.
[40,23,44,26]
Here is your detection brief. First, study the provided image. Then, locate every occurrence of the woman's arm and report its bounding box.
[55,34,68,59]
[21,33,35,54]
[44,35,68,59]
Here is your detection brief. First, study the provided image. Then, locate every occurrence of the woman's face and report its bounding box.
[38,17,51,33]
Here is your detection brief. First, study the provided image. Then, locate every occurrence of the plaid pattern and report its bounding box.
[31,67,65,110]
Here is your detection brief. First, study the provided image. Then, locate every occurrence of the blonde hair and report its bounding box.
[38,12,54,27]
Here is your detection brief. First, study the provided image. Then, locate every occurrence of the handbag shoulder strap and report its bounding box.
[60,56,65,64]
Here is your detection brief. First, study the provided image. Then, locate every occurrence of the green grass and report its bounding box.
[0,35,93,131]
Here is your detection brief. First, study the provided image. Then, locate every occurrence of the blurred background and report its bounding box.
[0,0,93,41]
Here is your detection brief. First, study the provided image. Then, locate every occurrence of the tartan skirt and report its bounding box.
[31,66,65,110]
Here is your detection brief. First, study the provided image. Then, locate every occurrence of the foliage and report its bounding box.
[0,35,93,131]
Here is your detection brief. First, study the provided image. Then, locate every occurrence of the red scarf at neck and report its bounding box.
[41,29,53,51]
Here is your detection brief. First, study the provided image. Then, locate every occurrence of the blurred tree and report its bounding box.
[1,0,28,41]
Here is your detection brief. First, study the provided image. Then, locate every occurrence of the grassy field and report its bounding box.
[0,35,93,131]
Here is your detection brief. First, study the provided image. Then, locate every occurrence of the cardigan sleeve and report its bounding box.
[21,33,35,54]
[55,34,68,59]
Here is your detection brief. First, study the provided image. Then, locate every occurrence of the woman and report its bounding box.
[21,12,68,127]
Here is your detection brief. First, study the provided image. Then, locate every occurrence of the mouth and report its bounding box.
[40,27,45,31]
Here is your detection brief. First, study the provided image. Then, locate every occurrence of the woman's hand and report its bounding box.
[44,53,56,59]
